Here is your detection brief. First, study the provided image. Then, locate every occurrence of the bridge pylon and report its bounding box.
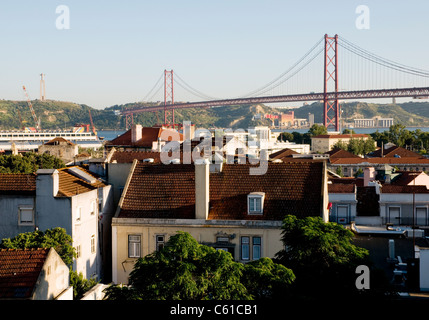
[323,34,339,131]
[164,69,175,126]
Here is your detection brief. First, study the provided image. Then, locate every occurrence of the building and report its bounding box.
[38,137,79,164]
[111,160,329,284]
[354,117,393,128]
[0,166,114,282]
[105,124,184,152]
[311,134,371,153]
[0,248,72,300]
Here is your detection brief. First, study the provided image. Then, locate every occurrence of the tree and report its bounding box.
[0,227,75,266]
[277,132,294,142]
[275,215,371,299]
[106,232,251,300]
[308,124,327,136]
[103,232,295,300]
[0,152,65,174]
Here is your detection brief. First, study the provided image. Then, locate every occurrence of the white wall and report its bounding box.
[420,248,429,291]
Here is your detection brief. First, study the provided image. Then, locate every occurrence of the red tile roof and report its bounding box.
[368,145,421,158]
[328,183,356,193]
[0,174,36,195]
[110,151,162,163]
[56,166,106,197]
[329,157,429,165]
[107,126,183,148]
[43,137,75,146]
[0,248,50,299]
[326,148,361,159]
[380,185,429,193]
[118,162,325,220]
[269,148,299,160]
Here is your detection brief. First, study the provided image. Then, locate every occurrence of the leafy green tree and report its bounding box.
[275,215,370,299]
[308,124,328,136]
[0,152,65,174]
[105,232,251,300]
[104,232,295,300]
[277,132,294,142]
[241,257,295,299]
[335,166,344,177]
[70,271,99,300]
[342,128,356,134]
[0,227,75,266]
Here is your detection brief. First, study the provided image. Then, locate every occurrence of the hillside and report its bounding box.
[293,101,429,126]
[1,99,429,131]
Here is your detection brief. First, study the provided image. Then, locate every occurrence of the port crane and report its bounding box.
[22,85,41,131]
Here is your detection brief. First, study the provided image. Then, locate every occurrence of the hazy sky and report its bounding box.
[0,0,428,109]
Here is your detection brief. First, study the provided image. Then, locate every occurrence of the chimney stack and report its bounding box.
[36,169,59,197]
[364,167,376,186]
[195,158,210,220]
[131,124,142,143]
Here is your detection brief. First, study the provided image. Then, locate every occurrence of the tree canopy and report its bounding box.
[0,227,75,266]
[0,152,65,174]
[104,231,295,300]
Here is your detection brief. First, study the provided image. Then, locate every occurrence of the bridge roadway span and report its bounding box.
[121,86,429,115]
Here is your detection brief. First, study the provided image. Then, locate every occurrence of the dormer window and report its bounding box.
[247,192,265,215]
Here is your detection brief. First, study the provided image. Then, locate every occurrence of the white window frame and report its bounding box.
[18,205,34,226]
[128,235,141,258]
[76,206,82,222]
[155,234,165,252]
[247,192,265,215]
[90,201,96,216]
[241,236,262,261]
[91,234,96,254]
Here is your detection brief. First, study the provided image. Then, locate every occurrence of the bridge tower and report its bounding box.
[323,34,339,131]
[164,69,174,126]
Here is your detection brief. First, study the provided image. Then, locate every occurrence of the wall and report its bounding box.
[33,248,70,300]
[379,193,429,226]
[0,195,35,239]
[106,162,134,207]
[111,218,283,284]
[420,248,429,291]
[71,190,100,280]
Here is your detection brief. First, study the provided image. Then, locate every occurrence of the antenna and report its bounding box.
[40,73,46,101]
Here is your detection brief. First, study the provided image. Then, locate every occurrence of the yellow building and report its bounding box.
[111,159,329,284]
[311,134,371,153]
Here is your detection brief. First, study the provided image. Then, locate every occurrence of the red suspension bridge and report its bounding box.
[121,34,429,131]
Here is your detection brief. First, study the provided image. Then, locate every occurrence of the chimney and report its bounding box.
[363,167,375,186]
[36,169,59,197]
[131,124,142,144]
[183,121,195,141]
[195,158,210,220]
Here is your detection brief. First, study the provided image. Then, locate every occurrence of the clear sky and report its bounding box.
[0,0,428,109]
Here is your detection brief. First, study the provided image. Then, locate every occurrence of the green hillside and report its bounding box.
[1,99,429,131]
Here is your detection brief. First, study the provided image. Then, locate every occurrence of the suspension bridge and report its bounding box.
[121,34,429,132]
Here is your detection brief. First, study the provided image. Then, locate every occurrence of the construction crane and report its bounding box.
[88,109,97,135]
[22,85,40,131]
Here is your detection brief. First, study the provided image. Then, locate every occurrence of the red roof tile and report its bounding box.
[56,166,106,197]
[0,174,36,195]
[326,148,361,159]
[329,157,429,165]
[368,145,421,158]
[0,248,49,299]
[118,162,325,220]
[107,126,183,148]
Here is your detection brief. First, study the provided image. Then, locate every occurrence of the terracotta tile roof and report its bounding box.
[269,148,299,160]
[110,151,162,163]
[0,174,36,195]
[368,145,421,158]
[56,166,106,197]
[43,137,75,146]
[0,248,49,299]
[390,171,423,186]
[118,162,325,220]
[107,126,183,147]
[380,185,429,194]
[329,157,429,165]
[328,183,356,193]
[326,148,361,159]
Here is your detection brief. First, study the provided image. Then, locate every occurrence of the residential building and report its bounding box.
[0,248,72,300]
[0,166,114,282]
[311,133,371,153]
[38,137,79,164]
[105,124,184,152]
[111,159,329,284]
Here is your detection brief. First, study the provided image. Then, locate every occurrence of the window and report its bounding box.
[252,237,261,260]
[156,235,165,251]
[76,207,82,221]
[91,235,96,254]
[18,206,34,225]
[128,235,141,258]
[90,201,96,215]
[241,237,250,261]
[241,236,262,261]
[76,245,81,258]
[247,192,265,215]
